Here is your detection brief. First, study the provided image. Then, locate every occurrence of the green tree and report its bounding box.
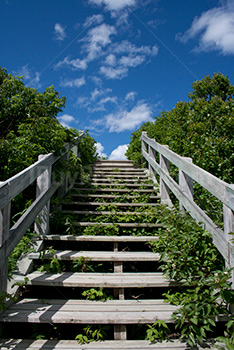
[126,73,234,183]
[0,67,97,180]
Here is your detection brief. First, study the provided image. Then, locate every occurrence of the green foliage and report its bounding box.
[149,205,233,347]
[82,288,113,301]
[146,320,170,342]
[126,73,234,184]
[0,67,97,180]
[0,292,17,312]
[75,325,109,344]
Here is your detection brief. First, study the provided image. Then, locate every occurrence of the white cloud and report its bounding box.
[100,41,158,80]
[105,102,153,132]
[54,23,66,41]
[82,23,117,61]
[89,0,136,11]
[125,91,137,101]
[83,14,104,28]
[60,77,86,88]
[55,56,88,70]
[16,65,41,89]
[58,114,76,128]
[100,65,128,79]
[95,142,108,158]
[177,0,234,55]
[109,144,129,160]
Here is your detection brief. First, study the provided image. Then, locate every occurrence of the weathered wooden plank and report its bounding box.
[143,150,231,264]
[63,202,159,207]
[22,271,178,288]
[72,188,155,193]
[0,299,177,324]
[64,210,161,216]
[28,250,160,262]
[42,235,159,242]
[0,339,221,349]
[0,339,220,349]
[0,184,59,270]
[0,142,75,211]
[75,182,154,188]
[73,222,161,228]
[141,133,234,212]
[70,194,160,200]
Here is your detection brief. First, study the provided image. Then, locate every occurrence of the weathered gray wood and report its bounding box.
[73,187,155,193]
[22,272,178,288]
[146,150,231,264]
[64,201,159,207]
[141,133,234,212]
[28,250,160,262]
[34,155,52,236]
[76,182,154,188]
[179,157,193,212]
[159,146,172,207]
[0,298,178,324]
[71,194,160,200]
[73,222,161,228]
[0,339,221,349]
[42,235,159,242]
[0,184,59,271]
[114,324,127,340]
[0,199,11,293]
[0,142,75,211]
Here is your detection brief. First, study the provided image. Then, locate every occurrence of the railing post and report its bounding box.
[0,186,11,293]
[179,158,193,212]
[149,146,158,184]
[34,155,52,235]
[160,146,172,206]
[223,198,234,287]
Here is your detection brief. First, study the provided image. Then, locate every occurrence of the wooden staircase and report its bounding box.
[0,160,218,349]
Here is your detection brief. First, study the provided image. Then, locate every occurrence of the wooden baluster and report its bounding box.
[160,147,172,206]
[149,146,158,184]
[179,158,193,213]
[223,202,234,288]
[113,241,126,340]
[34,155,51,235]
[0,192,11,294]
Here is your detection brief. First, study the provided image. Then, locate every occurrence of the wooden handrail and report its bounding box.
[141,132,234,272]
[0,137,79,293]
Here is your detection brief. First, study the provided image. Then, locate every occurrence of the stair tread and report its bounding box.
[0,339,219,349]
[29,250,160,261]
[0,299,177,324]
[72,188,156,193]
[63,210,161,216]
[22,271,178,288]
[74,222,161,227]
[42,235,159,242]
[63,202,159,207]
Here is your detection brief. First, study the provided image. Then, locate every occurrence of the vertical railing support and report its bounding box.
[34,155,52,236]
[149,145,158,184]
[179,158,193,212]
[160,146,172,206]
[223,199,234,288]
[0,185,11,293]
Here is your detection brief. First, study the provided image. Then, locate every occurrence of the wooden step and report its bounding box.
[92,171,146,176]
[62,202,159,208]
[63,210,161,216]
[21,272,178,288]
[29,251,160,262]
[0,339,221,349]
[0,299,177,324]
[71,188,157,194]
[92,174,147,179]
[0,339,220,349]
[41,235,159,242]
[73,222,161,228]
[75,182,154,188]
[70,194,160,200]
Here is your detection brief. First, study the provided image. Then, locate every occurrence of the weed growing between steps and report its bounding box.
[149,206,234,348]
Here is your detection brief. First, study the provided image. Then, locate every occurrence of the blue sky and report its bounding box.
[1,0,234,159]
